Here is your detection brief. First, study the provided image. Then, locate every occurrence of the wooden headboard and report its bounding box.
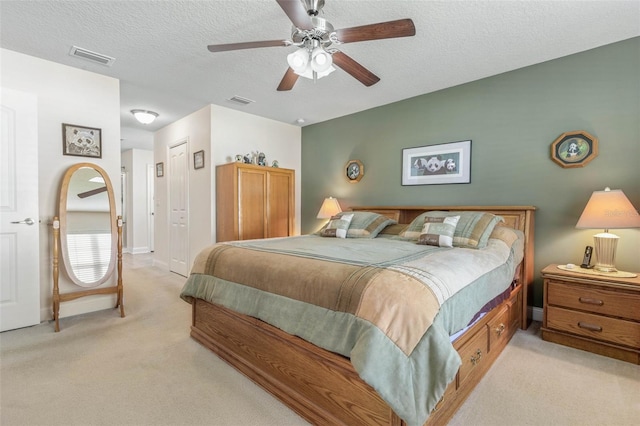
[351,205,536,329]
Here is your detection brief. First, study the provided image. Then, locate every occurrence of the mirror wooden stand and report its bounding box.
[52,163,124,332]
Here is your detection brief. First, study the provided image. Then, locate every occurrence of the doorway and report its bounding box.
[169,140,189,276]
[147,163,155,252]
[120,170,128,252]
[0,88,40,331]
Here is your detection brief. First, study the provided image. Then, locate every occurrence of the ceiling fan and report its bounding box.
[207,0,416,91]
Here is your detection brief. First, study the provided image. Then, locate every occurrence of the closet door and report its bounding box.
[266,169,294,238]
[238,167,266,240]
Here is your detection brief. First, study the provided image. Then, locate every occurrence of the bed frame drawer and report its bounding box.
[487,305,511,352]
[457,325,489,387]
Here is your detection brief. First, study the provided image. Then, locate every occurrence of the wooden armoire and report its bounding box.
[216,162,295,242]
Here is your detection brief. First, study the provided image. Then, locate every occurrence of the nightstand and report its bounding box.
[541,264,640,364]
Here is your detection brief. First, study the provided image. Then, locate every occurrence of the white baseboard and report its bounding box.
[531,306,543,322]
[131,247,150,254]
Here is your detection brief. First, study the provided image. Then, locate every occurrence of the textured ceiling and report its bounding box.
[1,0,638,151]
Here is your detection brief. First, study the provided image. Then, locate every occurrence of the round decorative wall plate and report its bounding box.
[550,130,598,168]
[345,159,364,183]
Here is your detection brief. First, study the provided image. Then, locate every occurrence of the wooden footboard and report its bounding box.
[192,298,399,425]
[191,282,522,426]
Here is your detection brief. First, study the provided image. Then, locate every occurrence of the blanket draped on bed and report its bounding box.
[181,230,522,426]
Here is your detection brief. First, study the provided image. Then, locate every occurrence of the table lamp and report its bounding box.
[316,197,342,219]
[576,187,640,272]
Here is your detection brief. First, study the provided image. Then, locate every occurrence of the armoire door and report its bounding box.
[266,170,294,238]
[238,168,266,240]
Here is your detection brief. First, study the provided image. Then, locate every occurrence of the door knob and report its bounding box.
[10,218,35,225]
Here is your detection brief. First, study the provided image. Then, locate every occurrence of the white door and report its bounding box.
[0,88,40,331]
[120,171,128,252]
[169,142,188,276]
[147,163,155,252]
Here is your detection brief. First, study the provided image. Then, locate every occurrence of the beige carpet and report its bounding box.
[1,254,638,426]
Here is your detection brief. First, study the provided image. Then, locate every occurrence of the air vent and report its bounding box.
[69,46,115,66]
[227,95,255,106]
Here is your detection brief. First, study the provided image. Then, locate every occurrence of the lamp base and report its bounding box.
[593,232,619,272]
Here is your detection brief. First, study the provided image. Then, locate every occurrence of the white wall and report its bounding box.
[210,104,302,236]
[121,148,154,254]
[153,105,213,272]
[153,104,301,273]
[1,48,121,321]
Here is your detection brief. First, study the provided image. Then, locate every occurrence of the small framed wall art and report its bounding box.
[194,150,205,169]
[550,130,598,168]
[402,140,471,185]
[62,123,102,158]
[156,162,164,177]
[345,159,364,183]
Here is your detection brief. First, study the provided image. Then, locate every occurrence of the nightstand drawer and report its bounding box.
[547,280,640,321]
[547,306,640,348]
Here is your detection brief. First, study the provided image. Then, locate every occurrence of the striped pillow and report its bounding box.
[400,211,503,249]
[344,211,397,238]
[318,211,397,238]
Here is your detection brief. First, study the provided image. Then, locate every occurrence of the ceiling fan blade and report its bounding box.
[277,67,299,91]
[77,186,107,199]
[207,40,290,52]
[332,51,380,87]
[276,0,314,30]
[334,18,416,44]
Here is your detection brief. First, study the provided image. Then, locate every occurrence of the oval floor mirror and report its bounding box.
[52,162,124,331]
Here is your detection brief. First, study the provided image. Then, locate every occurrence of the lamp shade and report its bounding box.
[316,197,342,219]
[576,188,640,230]
[310,47,333,73]
[287,48,309,74]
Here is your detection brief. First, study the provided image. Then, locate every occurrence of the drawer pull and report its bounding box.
[578,297,604,306]
[494,323,506,337]
[578,321,603,332]
[470,349,482,365]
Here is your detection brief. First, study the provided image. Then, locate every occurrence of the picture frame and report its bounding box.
[62,123,102,158]
[193,150,205,170]
[156,162,164,177]
[550,130,598,168]
[402,140,471,185]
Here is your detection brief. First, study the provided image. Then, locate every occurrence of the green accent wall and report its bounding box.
[301,38,640,308]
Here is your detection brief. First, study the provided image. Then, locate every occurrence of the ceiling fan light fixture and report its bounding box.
[316,65,336,79]
[310,47,332,73]
[131,109,158,125]
[207,4,416,91]
[287,48,309,73]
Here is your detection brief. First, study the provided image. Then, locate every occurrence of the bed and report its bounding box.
[180,205,535,426]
